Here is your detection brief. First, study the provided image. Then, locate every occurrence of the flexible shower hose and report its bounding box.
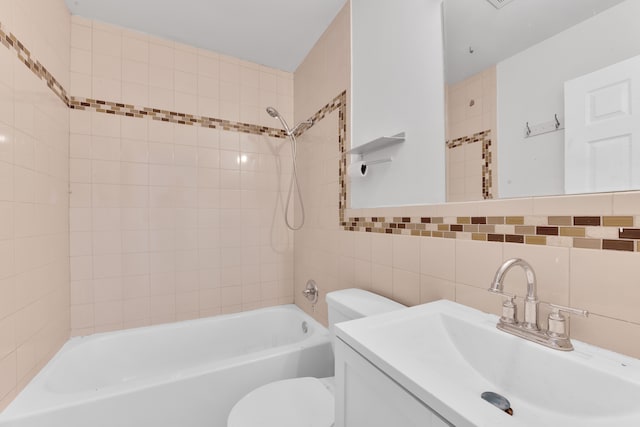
[284,131,305,231]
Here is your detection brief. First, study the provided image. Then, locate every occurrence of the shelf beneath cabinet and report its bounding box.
[347,132,405,155]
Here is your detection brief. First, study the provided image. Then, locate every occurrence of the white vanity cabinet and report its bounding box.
[334,338,452,427]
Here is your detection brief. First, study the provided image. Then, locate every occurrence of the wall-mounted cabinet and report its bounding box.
[350,0,446,208]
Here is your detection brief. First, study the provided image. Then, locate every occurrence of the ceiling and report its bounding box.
[64,0,347,72]
[65,0,630,80]
[444,0,627,83]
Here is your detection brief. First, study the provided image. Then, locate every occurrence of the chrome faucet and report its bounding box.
[488,258,588,351]
[489,258,539,330]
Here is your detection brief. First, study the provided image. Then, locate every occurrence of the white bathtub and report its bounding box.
[0,305,333,427]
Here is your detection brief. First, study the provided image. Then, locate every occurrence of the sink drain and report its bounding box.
[481,391,513,416]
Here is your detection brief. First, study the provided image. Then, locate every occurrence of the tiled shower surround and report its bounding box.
[67,17,296,335]
[1,14,297,337]
[0,0,639,411]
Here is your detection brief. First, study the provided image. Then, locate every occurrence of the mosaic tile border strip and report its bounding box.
[68,96,288,139]
[0,23,69,105]
[341,215,640,252]
[0,22,288,140]
[1,20,638,254]
[481,134,493,200]
[289,92,348,224]
[446,130,493,199]
[295,94,345,138]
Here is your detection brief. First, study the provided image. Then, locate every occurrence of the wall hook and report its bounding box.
[524,116,565,138]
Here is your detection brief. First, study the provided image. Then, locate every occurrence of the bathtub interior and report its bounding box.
[44,305,324,394]
[0,304,334,427]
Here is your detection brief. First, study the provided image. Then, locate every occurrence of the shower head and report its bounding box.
[266,106,313,136]
[266,106,292,135]
[266,106,280,118]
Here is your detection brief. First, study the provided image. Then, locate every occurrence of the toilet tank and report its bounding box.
[326,289,405,327]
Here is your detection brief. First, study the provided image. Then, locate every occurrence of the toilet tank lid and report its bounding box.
[325,289,405,319]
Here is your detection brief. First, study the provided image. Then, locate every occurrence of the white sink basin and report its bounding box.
[335,300,640,427]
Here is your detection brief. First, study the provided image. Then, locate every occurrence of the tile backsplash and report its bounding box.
[341,214,640,252]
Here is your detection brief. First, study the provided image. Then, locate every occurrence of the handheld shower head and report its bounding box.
[266,106,313,136]
[266,106,280,118]
[266,106,292,135]
[264,106,307,230]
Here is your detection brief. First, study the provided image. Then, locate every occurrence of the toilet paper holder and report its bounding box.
[359,157,392,166]
[348,157,392,178]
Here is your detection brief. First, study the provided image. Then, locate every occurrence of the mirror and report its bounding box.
[443,0,640,202]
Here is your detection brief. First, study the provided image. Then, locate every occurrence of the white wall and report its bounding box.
[497,0,640,198]
[350,0,445,208]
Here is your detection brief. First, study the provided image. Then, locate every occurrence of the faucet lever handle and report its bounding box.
[543,302,588,342]
[488,291,518,324]
[546,303,589,318]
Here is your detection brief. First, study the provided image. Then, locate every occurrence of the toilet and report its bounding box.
[227,288,405,427]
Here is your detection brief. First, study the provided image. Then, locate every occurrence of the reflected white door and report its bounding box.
[564,54,640,194]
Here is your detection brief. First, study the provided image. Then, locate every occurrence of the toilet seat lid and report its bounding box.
[227,377,334,427]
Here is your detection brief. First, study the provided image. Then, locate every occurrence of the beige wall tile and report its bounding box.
[570,248,640,323]
[392,235,420,273]
[475,198,534,216]
[371,263,392,300]
[371,233,393,266]
[455,239,502,288]
[353,232,372,262]
[455,283,501,317]
[612,191,640,215]
[70,48,91,75]
[502,243,570,305]
[392,268,420,306]
[71,22,91,51]
[571,314,640,359]
[353,259,372,291]
[532,193,613,215]
[420,237,455,281]
[420,275,455,303]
